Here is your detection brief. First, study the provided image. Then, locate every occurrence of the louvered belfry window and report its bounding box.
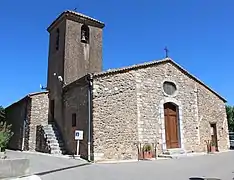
[163,81,177,95]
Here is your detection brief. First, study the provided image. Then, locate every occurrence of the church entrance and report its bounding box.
[164,102,180,149]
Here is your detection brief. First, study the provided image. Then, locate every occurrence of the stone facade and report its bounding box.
[5,92,49,151]
[63,76,89,158]
[91,60,229,161]
[28,92,49,151]
[92,72,138,160]
[197,84,230,151]
[46,11,104,137]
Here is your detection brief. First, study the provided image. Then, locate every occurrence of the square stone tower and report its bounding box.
[46,10,105,131]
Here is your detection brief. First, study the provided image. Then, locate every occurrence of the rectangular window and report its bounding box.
[50,100,55,121]
[55,28,60,51]
[72,113,76,127]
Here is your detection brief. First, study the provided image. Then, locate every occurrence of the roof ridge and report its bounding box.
[93,57,171,77]
[64,10,105,25]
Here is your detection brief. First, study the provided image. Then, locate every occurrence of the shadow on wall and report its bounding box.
[35,125,50,153]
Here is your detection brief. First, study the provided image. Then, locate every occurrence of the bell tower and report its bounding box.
[47,10,105,90]
[46,10,105,130]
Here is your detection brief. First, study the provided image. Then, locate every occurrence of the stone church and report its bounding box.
[5,10,230,162]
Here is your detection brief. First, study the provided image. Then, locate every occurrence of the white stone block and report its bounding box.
[93,153,104,161]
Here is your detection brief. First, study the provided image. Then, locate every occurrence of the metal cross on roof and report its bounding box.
[164,46,169,58]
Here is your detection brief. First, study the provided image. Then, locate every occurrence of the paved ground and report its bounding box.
[6,150,234,180]
[5,150,89,176]
[41,151,234,180]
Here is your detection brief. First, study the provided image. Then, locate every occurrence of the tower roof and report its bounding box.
[47,10,105,32]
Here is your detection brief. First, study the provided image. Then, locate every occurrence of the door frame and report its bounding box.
[210,122,219,151]
[164,102,180,149]
[159,98,184,151]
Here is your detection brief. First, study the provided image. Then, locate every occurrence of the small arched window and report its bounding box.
[81,24,89,44]
[55,28,60,50]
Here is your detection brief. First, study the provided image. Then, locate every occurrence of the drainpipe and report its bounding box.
[86,74,93,162]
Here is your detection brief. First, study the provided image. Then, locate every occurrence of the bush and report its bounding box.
[143,144,152,152]
[0,121,13,152]
[0,106,5,122]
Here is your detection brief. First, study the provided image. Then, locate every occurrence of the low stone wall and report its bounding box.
[0,158,30,179]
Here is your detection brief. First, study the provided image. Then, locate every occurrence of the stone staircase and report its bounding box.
[42,123,66,155]
[158,148,187,159]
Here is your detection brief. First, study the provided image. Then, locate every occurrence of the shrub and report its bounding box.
[0,121,14,152]
[0,106,5,122]
[143,144,152,152]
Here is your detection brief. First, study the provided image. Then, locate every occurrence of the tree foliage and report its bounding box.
[0,106,13,151]
[0,106,5,122]
[226,105,234,132]
[0,121,13,151]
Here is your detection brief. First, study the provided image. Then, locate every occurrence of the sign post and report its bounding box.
[75,130,83,156]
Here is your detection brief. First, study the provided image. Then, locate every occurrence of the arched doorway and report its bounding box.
[164,102,180,149]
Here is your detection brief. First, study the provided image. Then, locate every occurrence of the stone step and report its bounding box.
[43,127,59,132]
[43,125,58,130]
[50,149,65,154]
[47,139,63,144]
[50,146,65,151]
[49,142,64,147]
[44,131,60,136]
[46,134,57,139]
[163,148,186,155]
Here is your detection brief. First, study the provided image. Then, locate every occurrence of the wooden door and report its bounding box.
[164,102,180,149]
[210,123,218,151]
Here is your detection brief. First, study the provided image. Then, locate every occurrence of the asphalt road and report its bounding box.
[6,150,89,176]
[40,151,234,180]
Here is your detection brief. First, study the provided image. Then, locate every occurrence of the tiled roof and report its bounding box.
[47,10,105,31]
[92,58,227,102]
[65,10,105,25]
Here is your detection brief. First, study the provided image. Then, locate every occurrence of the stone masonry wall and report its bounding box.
[63,81,89,158]
[197,84,229,152]
[64,19,103,85]
[29,93,49,151]
[135,62,199,153]
[92,72,138,161]
[92,61,228,161]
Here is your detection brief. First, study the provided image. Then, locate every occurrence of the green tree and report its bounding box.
[0,106,5,122]
[0,121,13,152]
[0,106,13,152]
[226,105,234,132]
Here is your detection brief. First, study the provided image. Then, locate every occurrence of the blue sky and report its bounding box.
[1,0,233,107]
